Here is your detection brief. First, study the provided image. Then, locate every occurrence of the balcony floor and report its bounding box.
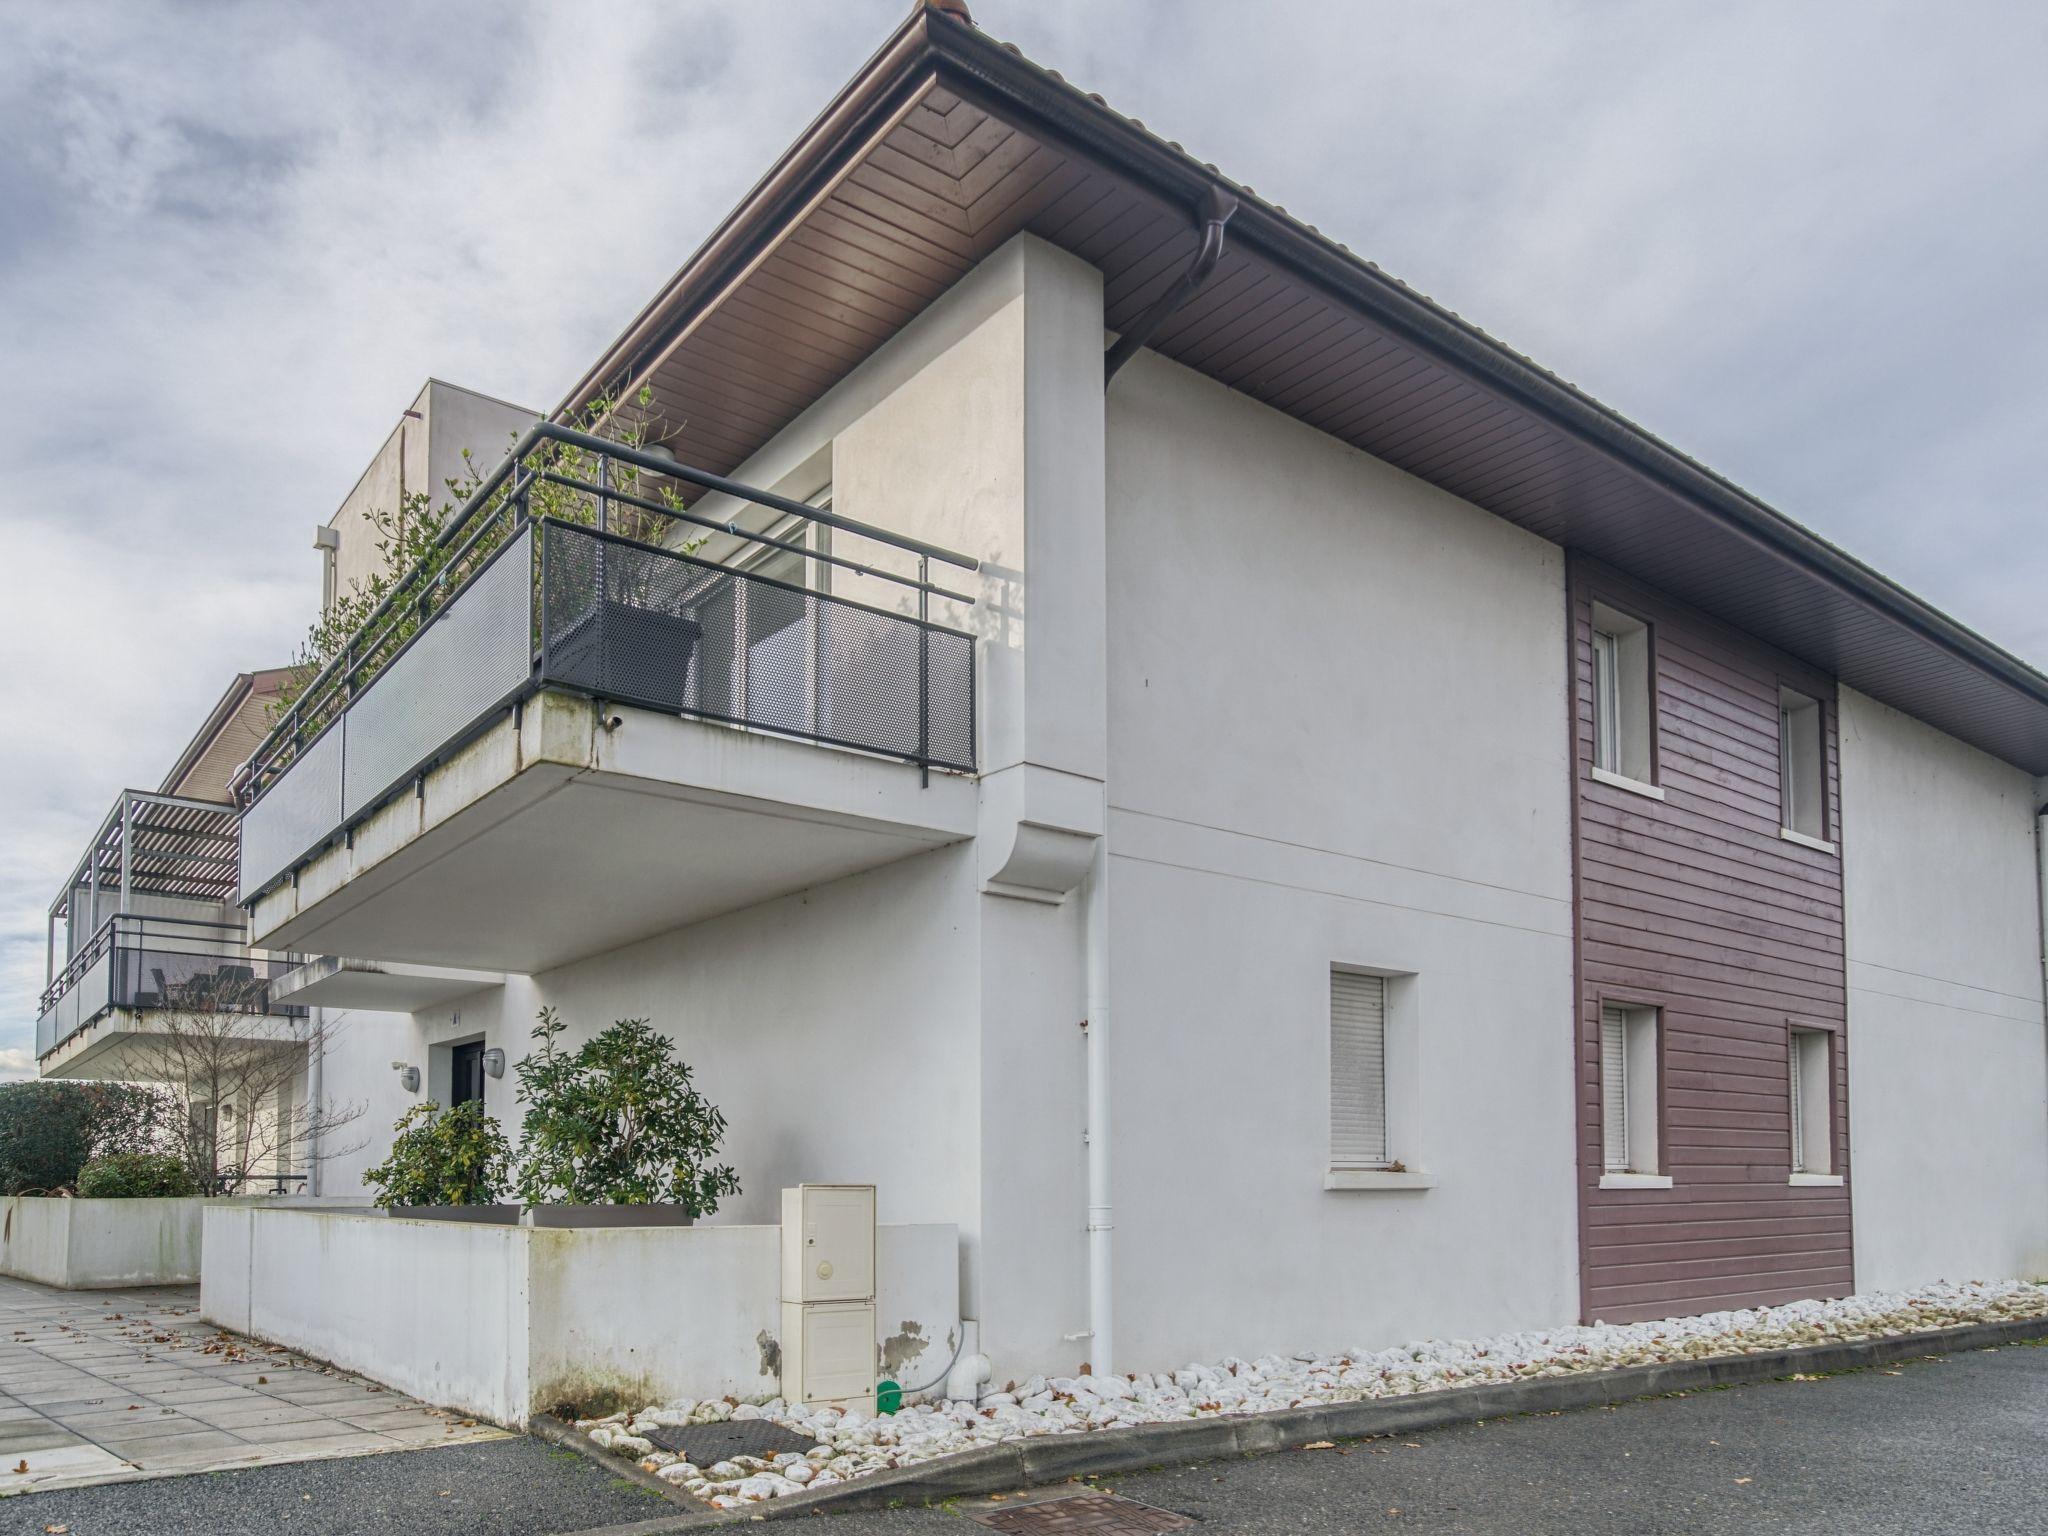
[247,690,977,975]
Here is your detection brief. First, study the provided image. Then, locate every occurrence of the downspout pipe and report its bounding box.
[1082,836,1113,1376]
[2036,800,2047,1007]
[306,1006,324,1198]
[1104,186,1238,386]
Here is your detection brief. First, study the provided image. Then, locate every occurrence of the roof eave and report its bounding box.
[921,20,2048,718]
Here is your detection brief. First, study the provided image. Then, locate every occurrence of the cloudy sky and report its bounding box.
[1,0,2043,1076]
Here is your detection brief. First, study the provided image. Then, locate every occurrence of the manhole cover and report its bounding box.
[969,1493,1196,1534]
[645,1419,823,1463]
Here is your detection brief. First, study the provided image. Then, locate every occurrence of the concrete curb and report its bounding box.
[554,1315,2048,1532]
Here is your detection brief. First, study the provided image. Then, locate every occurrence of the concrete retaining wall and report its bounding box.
[200,1205,959,1427]
[0,1197,205,1288]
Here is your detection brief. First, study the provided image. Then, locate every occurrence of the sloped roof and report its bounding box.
[561,2,2048,773]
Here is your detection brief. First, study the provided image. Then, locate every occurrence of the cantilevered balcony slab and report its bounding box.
[246,689,976,974]
[270,956,506,1013]
[41,1010,304,1083]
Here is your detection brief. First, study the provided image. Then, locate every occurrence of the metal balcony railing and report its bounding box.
[36,914,306,1060]
[235,423,979,903]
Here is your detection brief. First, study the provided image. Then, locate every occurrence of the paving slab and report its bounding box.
[0,1274,503,1494]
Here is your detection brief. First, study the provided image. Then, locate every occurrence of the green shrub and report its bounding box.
[364,1100,512,1208]
[513,1008,740,1214]
[75,1152,199,1199]
[0,1082,178,1194]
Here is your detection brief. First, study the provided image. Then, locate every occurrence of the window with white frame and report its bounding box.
[1788,1027,1832,1174]
[1778,687,1826,841]
[1591,602,1653,785]
[1330,970,1389,1169]
[1600,1003,1660,1174]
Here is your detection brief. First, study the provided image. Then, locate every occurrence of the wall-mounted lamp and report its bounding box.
[392,1061,420,1094]
[482,1048,506,1079]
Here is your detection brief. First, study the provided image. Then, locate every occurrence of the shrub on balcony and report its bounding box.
[364,1101,513,1208]
[0,1082,179,1195]
[513,1008,741,1216]
[275,387,692,721]
[75,1152,200,1199]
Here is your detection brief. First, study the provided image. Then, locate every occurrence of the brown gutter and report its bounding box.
[918,20,2048,717]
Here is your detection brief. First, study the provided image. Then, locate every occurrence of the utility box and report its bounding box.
[779,1299,876,1407]
[780,1185,876,1406]
[780,1184,875,1304]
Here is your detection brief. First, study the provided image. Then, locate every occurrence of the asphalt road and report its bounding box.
[7,1341,2045,1535]
[0,1436,672,1536]
[807,1341,2048,1536]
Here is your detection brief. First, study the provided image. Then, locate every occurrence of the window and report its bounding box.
[1591,602,1653,785]
[1779,687,1826,841]
[1600,1003,1660,1174]
[1330,970,1389,1169]
[1789,1028,1832,1175]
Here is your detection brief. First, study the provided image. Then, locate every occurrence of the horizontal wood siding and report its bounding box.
[1570,555,1852,1323]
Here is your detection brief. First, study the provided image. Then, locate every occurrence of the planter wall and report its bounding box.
[0,1197,206,1288]
[200,1204,958,1428]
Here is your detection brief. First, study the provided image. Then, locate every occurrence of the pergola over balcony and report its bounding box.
[39,791,303,1071]
[235,426,980,975]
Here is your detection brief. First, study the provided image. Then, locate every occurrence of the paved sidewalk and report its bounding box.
[0,1275,502,1495]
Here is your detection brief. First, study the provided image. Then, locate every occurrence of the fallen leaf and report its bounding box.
[257,1376,269,1385]
[45,1525,69,1534]
[1735,1477,1753,1486]
[1402,1442,1422,1449]
[1300,1440,1336,1451]
[14,1460,28,1474]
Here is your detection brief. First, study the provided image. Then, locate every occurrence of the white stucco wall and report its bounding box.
[407,846,982,1238]
[1838,687,2048,1287]
[1,1197,205,1287]
[1099,350,1580,1366]
[324,380,535,605]
[202,1206,958,1426]
[305,1004,429,1196]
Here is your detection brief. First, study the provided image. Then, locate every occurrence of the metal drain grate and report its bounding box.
[969,1493,1197,1534]
[645,1420,823,1463]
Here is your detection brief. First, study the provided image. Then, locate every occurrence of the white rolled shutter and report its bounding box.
[1601,1004,1629,1171]
[1787,1037,1805,1173]
[1330,971,1388,1167]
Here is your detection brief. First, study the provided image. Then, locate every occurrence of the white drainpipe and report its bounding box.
[305,1006,324,1197]
[1082,836,1113,1377]
[2036,801,2048,1011]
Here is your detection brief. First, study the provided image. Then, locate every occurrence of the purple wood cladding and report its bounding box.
[1568,554,1852,1324]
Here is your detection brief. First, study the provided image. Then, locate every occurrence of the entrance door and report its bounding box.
[451,1040,486,1107]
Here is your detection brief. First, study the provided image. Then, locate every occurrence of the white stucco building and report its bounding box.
[39,3,2048,1398]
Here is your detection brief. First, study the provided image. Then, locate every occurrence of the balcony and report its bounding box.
[237,426,979,974]
[38,792,305,1078]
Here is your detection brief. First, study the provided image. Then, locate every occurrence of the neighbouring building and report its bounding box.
[42,4,2048,1383]
[34,382,536,1196]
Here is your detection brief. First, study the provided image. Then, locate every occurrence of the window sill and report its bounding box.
[1599,1172,1674,1190]
[1325,1168,1438,1192]
[1789,1172,1844,1187]
[1779,827,1837,855]
[1591,766,1665,801]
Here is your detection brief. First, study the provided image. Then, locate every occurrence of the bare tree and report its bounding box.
[120,978,365,1194]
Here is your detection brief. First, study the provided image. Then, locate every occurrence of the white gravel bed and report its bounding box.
[577,1277,2048,1509]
